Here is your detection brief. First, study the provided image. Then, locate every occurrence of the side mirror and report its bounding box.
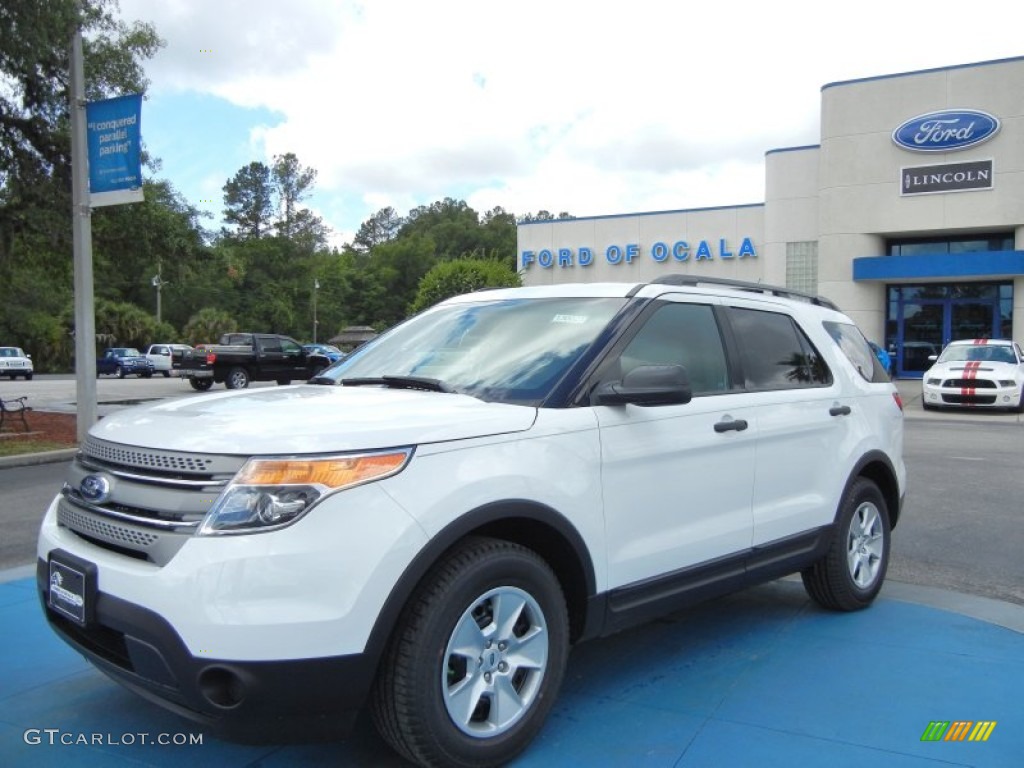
[592,364,693,406]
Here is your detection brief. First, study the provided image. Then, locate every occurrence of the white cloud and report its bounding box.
[118,0,1024,237]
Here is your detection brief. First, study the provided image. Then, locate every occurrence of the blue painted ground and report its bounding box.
[0,575,1020,767]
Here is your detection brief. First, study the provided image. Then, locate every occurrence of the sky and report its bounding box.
[115,0,1023,247]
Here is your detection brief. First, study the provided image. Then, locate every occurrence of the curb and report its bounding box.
[0,447,78,470]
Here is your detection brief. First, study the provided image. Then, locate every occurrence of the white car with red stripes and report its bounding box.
[921,339,1024,412]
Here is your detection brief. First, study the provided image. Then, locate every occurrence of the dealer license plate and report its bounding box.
[48,556,92,626]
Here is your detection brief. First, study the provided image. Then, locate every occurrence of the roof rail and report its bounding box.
[649,275,840,311]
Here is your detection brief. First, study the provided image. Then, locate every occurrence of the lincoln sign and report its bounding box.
[901,160,993,196]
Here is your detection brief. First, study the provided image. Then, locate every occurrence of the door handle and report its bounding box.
[714,419,748,433]
[829,405,852,416]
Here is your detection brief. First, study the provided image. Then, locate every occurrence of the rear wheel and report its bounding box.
[372,537,569,768]
[802,477,890,611]
[162,370,170,378]
[225,366,250,389]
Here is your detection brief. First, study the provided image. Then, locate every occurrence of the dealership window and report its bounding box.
[786,242,818,294]
[886,233,1014,256]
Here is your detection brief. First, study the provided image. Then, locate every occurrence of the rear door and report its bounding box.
[721,301,851,546]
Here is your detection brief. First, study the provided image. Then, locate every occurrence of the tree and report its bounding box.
[222,162,273,239]
[353,206,403,252]
[410,258,521,314]
[271,152,316,239]
[182,308,237,346]
[0,0,162,263]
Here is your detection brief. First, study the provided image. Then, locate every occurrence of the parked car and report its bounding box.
[302,343,344,365]
[96,347,154,378]
[143,344,194,377]
[868,341,893,377]
[39,276,906,768]
[921,338,1024,412]
[0,346,33,380]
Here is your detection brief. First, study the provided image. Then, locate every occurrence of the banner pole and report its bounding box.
[70,5,98,440]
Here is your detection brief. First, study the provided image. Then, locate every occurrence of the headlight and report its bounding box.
[199,449,413,535]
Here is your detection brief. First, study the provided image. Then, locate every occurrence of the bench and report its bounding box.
[0,396,31,433]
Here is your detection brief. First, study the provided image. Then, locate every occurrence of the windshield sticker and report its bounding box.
[552,314,587,324]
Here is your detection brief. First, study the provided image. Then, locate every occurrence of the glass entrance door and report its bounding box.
[887,284,1010,378]
[899,303,943,376]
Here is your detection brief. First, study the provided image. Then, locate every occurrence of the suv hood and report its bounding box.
[88,384,537,454]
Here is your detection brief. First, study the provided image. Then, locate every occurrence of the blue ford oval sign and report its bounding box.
[892,109,1000,152]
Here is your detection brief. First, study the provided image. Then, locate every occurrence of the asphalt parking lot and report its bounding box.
[1,376,1021,766]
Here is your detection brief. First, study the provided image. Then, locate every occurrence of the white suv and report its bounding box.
[38,277,905,768]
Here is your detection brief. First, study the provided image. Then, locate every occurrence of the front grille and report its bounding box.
[60,441,248,565]
[942,394,997,405]
[943,379,996,389]
[59,499,160,549]
[82,436,218,474]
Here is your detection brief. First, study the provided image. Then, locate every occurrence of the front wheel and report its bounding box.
[802,477,890,611]
[189,377,213,391]
[116,365,125,379]
[225,366,250,389]
[25,373,33,380]
[372,537,569,768]
[162,370,170,378]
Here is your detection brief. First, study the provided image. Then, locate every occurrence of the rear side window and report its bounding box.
[728,308,832,390]
[824,321,887,383]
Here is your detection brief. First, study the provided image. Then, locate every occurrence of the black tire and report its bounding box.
[372,537,569,768]
[116,365,125,379]
[189,377,213,392]
[25,373,33,381]
[141,371,153,379]
[1015,387,1024,414]
[225,366,250,389]
[802,477,890,611]
[276,378,291,386]
[922,401,938,411]
[162,370,170,378]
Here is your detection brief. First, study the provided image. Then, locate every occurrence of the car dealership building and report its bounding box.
[517,56,1024,378]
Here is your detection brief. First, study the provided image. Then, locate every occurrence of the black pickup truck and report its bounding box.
[173,333,332,390]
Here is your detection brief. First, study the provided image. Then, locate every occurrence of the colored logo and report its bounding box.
[893,110,1000,152]
[921,721,996,742]
[80,474,112,504]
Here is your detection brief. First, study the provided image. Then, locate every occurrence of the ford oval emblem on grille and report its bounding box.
[892,109,1000,152]
[80,474,112,504]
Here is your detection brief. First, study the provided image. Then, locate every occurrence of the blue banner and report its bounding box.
[86,94,144,207]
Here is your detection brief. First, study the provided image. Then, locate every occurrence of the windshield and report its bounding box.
[0,347,26,357]
[939,344,1017,364]
[319,296,626,405]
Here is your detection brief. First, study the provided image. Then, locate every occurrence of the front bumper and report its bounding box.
[922,380,1021,408]
[37,559,371,741]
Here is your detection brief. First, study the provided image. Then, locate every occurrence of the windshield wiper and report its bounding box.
[341,375,456,393]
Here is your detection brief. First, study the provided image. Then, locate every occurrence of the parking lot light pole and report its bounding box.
[313,278,320,343]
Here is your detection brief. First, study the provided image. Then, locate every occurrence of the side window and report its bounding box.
[823,321,886,383]
[258,337,282,353]
[281,339,302,354]
[615,302,729,395]
[729,308,832,390]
